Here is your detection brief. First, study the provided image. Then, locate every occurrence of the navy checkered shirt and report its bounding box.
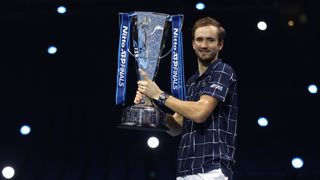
[177,59,238,179]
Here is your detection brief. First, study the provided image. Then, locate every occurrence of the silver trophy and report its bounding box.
[116,11,184,131]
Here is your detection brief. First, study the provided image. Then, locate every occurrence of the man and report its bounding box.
[134,17,238,180]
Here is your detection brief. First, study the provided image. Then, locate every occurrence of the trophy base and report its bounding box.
[118,123,168,132]
[118,104,168,132]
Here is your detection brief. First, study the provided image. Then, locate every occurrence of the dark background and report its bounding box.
[1,0,319,179]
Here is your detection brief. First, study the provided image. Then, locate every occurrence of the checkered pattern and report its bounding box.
[177,59,238,179]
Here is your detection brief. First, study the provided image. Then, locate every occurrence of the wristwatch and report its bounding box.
[158,92,169,105]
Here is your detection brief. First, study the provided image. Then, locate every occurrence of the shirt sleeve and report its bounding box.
[201,63,234,102]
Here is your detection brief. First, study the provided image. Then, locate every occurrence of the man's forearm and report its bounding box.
[163,94,218,123]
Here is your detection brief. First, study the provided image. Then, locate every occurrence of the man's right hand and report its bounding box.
[137,69,162,100]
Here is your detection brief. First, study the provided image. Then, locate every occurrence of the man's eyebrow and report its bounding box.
[195,36,216,40]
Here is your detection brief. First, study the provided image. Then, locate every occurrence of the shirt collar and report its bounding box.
[196,59,222,79]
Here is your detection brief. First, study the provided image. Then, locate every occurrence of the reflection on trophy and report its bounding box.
[115,11,185,131]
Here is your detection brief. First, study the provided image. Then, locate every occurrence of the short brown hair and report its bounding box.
[192,17,226,42]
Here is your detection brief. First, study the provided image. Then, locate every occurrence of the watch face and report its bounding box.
[159,93,168,104]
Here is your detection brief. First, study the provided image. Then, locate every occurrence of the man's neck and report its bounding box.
[198,58,218,75]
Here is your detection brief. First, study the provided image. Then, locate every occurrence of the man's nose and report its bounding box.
[200,41,208,48]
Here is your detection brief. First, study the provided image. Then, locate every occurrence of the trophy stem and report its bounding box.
[141,95,152,106]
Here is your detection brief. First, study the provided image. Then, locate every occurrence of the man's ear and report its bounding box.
[192,40,195,50]
[218,40,224,50]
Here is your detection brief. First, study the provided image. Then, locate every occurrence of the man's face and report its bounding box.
[193,25,223,65]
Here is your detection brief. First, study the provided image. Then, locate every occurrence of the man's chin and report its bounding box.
[199,58,213,66]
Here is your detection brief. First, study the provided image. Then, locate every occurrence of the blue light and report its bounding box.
[257,117,268,127]
[308,84,318,94]
[196,2,205,10]
[20,125,31,135]
[291,157,304,169]
[47,46,57,54]
[57,6,67,14]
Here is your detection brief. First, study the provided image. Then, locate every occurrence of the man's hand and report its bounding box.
[137,69,162,100]
[134,91,144,104]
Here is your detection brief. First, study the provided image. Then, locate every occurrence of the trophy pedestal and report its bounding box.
[118,104,168,132]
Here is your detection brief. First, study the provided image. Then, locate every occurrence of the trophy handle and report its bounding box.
[128,49,135,57]
[159,47,172,60]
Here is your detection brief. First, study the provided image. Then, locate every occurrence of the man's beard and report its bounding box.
[196,50,217,67]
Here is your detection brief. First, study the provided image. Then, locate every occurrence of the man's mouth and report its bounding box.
[199,50,210,54]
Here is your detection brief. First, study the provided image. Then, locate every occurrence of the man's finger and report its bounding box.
[137,80,146,86]
[138,87,145,93]
[136,91,142,97]
[138,68,149,80]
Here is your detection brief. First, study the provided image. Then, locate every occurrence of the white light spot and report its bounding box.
[288,20,294,27]
[20,125,31,135]
[308,84,318,94]
[291,157,304,169]
[257,117,268,127]
[2,166,15,179]
[147,136,159,149]
[196,2,205,10]
[47,46,57,54]
[257,21,267,31]
[57,6,67,14]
